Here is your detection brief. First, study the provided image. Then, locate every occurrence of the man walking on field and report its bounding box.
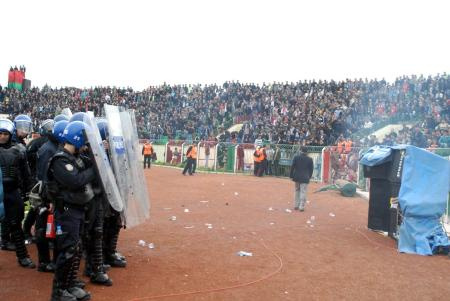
[289,146,313,211]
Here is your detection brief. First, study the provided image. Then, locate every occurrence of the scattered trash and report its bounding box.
[329,212,335,217]
[285,291,289,294]
[163,207,172,210]
[184,225,195,229]
[236,251,253,257]
[184,209,190,213]
[169,216,177,221]
[205,223,213,229]
[307,201,310,204]
[232,236,237,239]
[234,192,239,196]
[221,183,225,186]
[285,209,292,213]
[268,207,274,211]
[138,240,146,246]
[306,220,311,224]
[310,216,316,221]
[184,274,189,277]
[251,231,256,235]
[269,222,275,225]
[310,225,314,228]
[199,200,209,203]
[148,243,155,249]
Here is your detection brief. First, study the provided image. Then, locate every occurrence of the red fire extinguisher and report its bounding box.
[46,213,56,239]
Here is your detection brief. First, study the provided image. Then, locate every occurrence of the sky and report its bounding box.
[1,0,449,90]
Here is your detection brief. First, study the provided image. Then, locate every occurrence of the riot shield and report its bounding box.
[61,108,73,118]
[82,114,124,212]
[104,104,150,228]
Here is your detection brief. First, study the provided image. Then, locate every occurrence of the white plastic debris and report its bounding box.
[310,216,316,221]
[184,225,195,229]
[285,209,292,213]
[148,243,155,249]
[199,200,209,203]
[236,251,253,257]
[163,207,172,210]
[310,225,314,228]
[221,183,225,186]
[268,207,274,211]
[269,222,275,225]
[234,192,239,196]
[329,212,335,217]
[306,220,311,224]
[138,240,146,246]
[169,216,177,221]
[184,209,190,213]
[208,225,213,229]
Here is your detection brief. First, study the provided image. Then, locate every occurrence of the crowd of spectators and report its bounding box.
[0,73,448,148]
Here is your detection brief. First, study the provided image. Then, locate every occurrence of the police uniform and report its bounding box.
[0,121,35,268]
[48,147,95,300]
[34,135,59,272]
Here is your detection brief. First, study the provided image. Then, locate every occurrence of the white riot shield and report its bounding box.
[61,108,73,118]
[104,104,150,228]
[82,114,124,212]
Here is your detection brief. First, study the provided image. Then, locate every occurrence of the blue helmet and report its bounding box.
[0,118,15,135]
[69,112,89,123]
[52,120,69,143]
[54,114,70,123]
[14,114,33,135]
[39,119,55,136]
[96,119,109,140]
[63,121,91,149]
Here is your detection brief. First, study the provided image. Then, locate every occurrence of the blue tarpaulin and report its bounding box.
[397,146,450,255]
[360,145,450,255]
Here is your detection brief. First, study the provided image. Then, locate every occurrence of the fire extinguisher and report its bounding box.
[46,213,55,239]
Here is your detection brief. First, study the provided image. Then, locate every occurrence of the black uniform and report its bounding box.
[34,137,58,272]
[22,136,49,240]
[0,140,35,267]
[47,148,96,300]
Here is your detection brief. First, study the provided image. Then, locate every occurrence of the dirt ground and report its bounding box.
[1,166,449,301]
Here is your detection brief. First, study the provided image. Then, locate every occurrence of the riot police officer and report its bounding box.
[97,119,127,268]
[13,114,33,146]
[33,120,67,273]
[23,119,55,242]
[1,114,33,250]
[48,121,95,301]
[0,118,35,268]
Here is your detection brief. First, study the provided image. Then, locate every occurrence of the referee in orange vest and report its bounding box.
[142,141,154,169]
[182,142,197,175]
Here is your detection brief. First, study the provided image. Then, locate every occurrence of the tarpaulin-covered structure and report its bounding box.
[360,145,450,255]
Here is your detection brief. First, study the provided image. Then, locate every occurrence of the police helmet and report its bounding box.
[14,114,33,135]
[96,119,109,141]
[39,119,55,136]
[0,118,15,135]
[69,112,89,123]
[54,114,70,123]
[63,121,91,149]
[53,120,69,143]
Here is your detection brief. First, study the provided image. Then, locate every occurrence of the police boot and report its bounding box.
[39,262,56,273]
[105,228,126,267]
[1,221,15,251]
[67,287,91,301]
[51,280,77,301]
[106,252,127,267]
[1,240,16,251]
[11,227,36,268]
[90,270,113,286]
